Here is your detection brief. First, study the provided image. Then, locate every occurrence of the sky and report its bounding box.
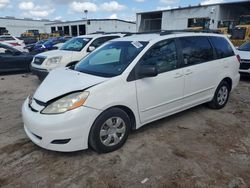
[0,0,247,21]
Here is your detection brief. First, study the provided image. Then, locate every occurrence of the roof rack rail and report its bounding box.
[126,30,161,35]
[103,32,132,35]
[160,29,222,36]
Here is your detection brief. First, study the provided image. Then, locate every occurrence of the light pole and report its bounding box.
[84,10,88,19]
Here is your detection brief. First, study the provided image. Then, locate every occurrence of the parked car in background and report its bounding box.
[237,41,250,75]
[22,32,240,153]
[32,37,70,53]
[19,37,38,45]
[31,33,125,80]
[0,41,28,52]
[24,39,48,53]
[0,43,33,73]
[0,35,26,52]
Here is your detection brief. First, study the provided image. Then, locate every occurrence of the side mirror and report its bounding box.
[137,64,158,78]
[87,46,96,52]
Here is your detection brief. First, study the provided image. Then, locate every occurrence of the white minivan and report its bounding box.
[22,32,240,153]
[30,33,125,80]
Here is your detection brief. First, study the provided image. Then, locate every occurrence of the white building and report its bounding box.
[45,19,136,36]
[136,1,250,32]
[0,17,53,36]
[0,17,136,37]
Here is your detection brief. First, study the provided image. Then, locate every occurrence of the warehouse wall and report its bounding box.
[46,20,136,36]
[0,18,52,37]
[161,5,220,30]
[87,20,136,34]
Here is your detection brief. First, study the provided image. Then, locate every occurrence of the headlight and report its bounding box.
[45,56,62,66]
[41,91,89,114]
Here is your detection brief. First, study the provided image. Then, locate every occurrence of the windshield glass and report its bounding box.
[74,41,148,78]
[43,40,54,46]
[238,41,250,51]
[60,37,91,51]
[240,16,250,25]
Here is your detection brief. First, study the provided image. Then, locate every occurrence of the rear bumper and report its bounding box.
[31,67,49,80]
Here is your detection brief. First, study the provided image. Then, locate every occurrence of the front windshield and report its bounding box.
[240,16,250,25]
[60,37,91,51]
[43,40,54,46]
[37,40,46,45]
[74,41,148,78]
[238,41,250,51]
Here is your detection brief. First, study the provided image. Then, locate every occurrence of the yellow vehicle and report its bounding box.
[231,15,250,46]
[187,17,211,30]
[218,20,238,35]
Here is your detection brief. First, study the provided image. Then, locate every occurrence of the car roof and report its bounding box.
[76,33,126,39]
[112,32,226,42]
[0,42,18,50]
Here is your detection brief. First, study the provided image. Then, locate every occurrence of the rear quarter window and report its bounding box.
[210,36,235,59]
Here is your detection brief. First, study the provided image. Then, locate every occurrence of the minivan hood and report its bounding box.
[237,50,250,60]
[35,50,73,58]
[34,68,109,102]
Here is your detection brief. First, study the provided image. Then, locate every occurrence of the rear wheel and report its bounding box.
[89,108,131,153]
[208,81,230,109]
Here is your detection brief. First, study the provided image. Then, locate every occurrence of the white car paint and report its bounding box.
[22,32,240,152]
[0,41,27,52]
[237,50,250,74]
[31,33,125,72]
[0,35,26,51]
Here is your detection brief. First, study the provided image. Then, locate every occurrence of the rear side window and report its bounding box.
[0,36,15,41]
[210,36,235,58]
[90,36,120,48]
[179,36,214,66]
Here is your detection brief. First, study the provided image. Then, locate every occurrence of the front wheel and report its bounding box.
[208,81,230,109]
[89,108,131,153]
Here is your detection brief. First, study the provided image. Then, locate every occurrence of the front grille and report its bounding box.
[33,57,46,65]
[240,59,250,70]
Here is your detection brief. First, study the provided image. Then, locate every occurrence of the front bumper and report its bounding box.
[30,66,49,80]
[22,98,101,152]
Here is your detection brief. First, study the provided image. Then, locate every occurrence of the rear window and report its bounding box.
[210,36,234,58]
[179,36,214,66]
[0,36,15,41]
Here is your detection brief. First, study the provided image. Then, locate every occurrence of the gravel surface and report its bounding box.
[0,73,249,188]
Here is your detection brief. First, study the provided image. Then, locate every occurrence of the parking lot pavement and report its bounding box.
[0,74,249,188]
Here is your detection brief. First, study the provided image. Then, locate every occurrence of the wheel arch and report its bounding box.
[106,105,137,131]
[221,77,232,91]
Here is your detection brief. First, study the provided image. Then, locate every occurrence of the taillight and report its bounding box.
[236,55,241,63]
[9,43,21,46]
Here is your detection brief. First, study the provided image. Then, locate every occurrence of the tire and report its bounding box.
[89,108,131,153]
[208,81,230,109]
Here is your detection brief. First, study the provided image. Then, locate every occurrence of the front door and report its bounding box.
[0,45,26,72]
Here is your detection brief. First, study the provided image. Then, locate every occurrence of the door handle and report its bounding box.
[185,69,193,75]
[174,73,183,78]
